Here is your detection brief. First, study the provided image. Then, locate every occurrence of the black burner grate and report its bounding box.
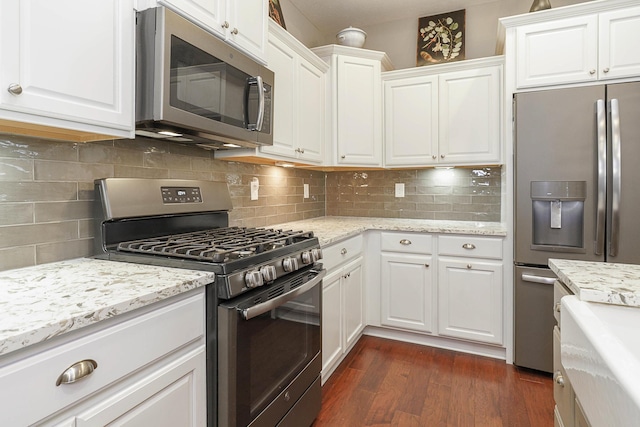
[116,226,315,263]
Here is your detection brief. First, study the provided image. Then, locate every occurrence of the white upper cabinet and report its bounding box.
[503,1,640,89]
[384,75,439,166]
[383,57,502,168]
[157,0,267,63]
[0,0,135,141]
[312,45,393,168]
[438,65,501,165]
[598,7,640,81]
[216,20,327,165]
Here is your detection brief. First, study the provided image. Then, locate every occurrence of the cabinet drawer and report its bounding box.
[0,290,205,427]
[322,234,363,271]
[438,235,503,259]
[381,232,433,254]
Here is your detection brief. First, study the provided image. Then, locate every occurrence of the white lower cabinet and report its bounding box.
[322,256,364,382]
[0,289,206,427]
[380,232,434,333]
[437,257,503,345]
[321,235,365,382]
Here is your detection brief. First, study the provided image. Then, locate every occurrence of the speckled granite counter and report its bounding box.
[0,258,215,356]
[550,258,640,307]
[269,216,506,246]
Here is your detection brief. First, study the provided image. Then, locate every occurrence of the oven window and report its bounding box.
[169,35,247,127]
[235,285,320,425]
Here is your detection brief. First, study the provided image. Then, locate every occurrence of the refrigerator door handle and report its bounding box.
[595,99,606,256]
[521,274,556,285]
[610,98,621,257]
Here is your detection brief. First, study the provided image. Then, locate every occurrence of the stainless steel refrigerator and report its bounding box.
[514,82,640,372]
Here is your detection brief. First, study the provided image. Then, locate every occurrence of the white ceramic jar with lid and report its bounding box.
[336,27,367,48]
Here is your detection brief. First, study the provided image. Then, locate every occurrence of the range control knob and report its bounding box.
[283,257,299,272]
[301,251,312,265]
[260,265,277,282]
[245,270,263,288]
[311,248,323,261]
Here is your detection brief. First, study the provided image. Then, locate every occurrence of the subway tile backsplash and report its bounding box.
[325,168,501,221]
[0,135,325,271]
[0,133,501,271]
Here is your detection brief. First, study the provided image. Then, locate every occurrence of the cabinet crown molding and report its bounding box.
[312,44,394,71]
[382,55,504,80]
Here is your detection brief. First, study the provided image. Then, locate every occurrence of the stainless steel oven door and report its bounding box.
[218,267,325,427]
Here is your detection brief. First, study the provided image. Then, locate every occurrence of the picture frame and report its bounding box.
[417,9,465,66]
[269,0,287,30]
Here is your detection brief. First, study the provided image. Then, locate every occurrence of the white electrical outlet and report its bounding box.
[303,183,310,199]
[395,183,405,198]
[250,177,259,200]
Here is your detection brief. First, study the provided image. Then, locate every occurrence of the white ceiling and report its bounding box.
[288,0,498,35]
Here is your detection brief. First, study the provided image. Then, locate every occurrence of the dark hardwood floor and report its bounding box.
[314,336,554,427]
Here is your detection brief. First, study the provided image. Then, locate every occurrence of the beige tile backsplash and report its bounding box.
[0,133,501,271]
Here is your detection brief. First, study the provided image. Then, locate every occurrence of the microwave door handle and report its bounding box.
[595,99,606,255]
[247,76,265,132]
[609,98,621,257]
[241,269,326,320]
[255,76,265,131]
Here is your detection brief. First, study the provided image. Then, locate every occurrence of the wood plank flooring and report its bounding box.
[314,336,554,427]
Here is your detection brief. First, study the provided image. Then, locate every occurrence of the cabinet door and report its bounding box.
[381,253,433,333]
[225,0,267,62]
[438,257,503,345]
[336,56,382,166]
[296,58,325,163]
[553,326,575,427]
[515,15,598,88]
[438,66,501,165]
[261,36,297,159]
[383,76,438,167]
[159,0,226,39]
[0,0,134,136]
[343,257,364,349]
[71,347,206,427]
[598,7,640,81]
[321,269,343,376]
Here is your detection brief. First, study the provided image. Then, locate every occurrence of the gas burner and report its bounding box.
[115,226,315,265]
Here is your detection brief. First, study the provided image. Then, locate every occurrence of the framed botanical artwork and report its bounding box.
[269,0,286,30]
[417,9,465,66]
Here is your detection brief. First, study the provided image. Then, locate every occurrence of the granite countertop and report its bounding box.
[0,258,215,357]
[269,216,507,246]
[549,258,640,307]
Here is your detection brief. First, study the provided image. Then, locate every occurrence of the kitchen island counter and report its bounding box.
[549,258,640,308]
[269,216,506,247]
[0,258,215,357]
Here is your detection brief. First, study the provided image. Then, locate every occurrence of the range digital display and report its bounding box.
[161,186,202,203]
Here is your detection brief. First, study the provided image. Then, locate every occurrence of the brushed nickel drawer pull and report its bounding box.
[467,264,472,269]
[553,371,565,387]
[56,359,98,386]
[462,243,476,250]
[340,248,347,255]
[399,239,412,245]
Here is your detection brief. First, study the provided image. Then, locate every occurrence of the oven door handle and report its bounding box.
[241,269,326,320]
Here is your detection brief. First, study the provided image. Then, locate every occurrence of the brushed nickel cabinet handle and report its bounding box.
[425,264,430,268]
[603,67,610,73]
[554,302,561,313]
[440,154,445,159]
[589,69,596,75]
[399,239,412,245]
[340,248,347,255]
[341,155,346,159]
[432,155,437,159]
[462,243,476,250]
[231,28,238,35]
[221,21,229,29]
[56,359,98,386]
[467,264,472,269]
[8,83,22,95]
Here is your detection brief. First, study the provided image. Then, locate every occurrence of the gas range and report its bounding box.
[93,178,322,299]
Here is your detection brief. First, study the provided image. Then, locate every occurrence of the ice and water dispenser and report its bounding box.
[530,181,586,252]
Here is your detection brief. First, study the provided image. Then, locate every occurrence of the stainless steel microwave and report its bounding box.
[135,7,273,149]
